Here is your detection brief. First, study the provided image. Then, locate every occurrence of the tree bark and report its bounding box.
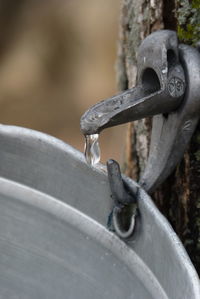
[117,0,200,275]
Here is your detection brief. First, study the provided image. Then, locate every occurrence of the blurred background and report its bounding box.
[0,0,126,164]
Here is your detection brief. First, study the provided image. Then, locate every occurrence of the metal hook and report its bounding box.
[81,30,200,194]
[140,43,200,193]
[106,159,138,239]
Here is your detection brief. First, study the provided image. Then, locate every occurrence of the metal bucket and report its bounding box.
[0,125,199,299]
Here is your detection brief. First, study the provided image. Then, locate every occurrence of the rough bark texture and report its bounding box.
[117,0,200,275]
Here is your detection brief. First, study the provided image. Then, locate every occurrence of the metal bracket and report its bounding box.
[106,159,138,239]
[140,43,200,193]
[80,30,200,193]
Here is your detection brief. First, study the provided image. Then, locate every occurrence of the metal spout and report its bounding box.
[80,30,185,135]
[80,66,185,135]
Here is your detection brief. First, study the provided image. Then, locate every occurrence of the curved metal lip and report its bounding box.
[0,177,167,299]
[126,176,200,297]
[0,124,199,298]
[0,124,85,163]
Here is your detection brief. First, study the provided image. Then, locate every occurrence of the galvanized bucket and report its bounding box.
[0,124,199,299]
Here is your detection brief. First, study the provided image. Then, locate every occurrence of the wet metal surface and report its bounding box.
[80,30,200,194]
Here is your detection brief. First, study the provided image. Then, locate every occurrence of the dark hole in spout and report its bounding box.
[142,68,161,94]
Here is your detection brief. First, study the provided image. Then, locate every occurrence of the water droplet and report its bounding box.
[84,134,100,166]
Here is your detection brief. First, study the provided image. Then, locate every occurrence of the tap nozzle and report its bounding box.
[80,30,185,136]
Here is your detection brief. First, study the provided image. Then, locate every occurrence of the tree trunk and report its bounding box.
[117,0,200,275]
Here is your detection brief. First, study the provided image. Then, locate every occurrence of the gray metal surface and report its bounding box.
[0,179,164,299]
[106,159,137,239]
[0,125,199,298]
[80,30,200,194]
[80,30,185,135]
[140,43,200,192]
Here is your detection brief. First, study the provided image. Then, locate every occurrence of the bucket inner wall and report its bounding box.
[0,186,160,299]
